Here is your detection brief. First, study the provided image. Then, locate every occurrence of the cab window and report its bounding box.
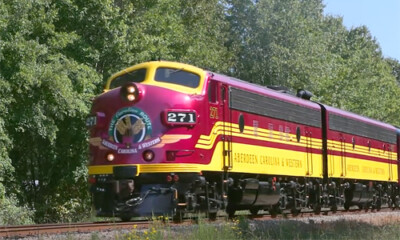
[208,80,218,103]
[110,68,146,89]
[155,68,200,88]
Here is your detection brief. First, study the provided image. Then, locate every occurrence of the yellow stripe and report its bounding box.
[195,122,394,162]
[195,121,323,150]
[140,164,202,173]
[89,165,119,175]
[88,164,207,175]
[327,139,395,160]
[88,143,398,182]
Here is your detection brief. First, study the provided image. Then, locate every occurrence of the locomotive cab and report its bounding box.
[87,61,213,220]
[105,61,206,94]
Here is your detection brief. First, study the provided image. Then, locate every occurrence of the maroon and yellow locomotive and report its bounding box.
[87,61,400,221]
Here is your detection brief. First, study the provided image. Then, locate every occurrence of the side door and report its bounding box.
[340,134,347,177]
[305,127,314,176]
[220,84,232,171]
[207,80,232,171]
[387,144,393,181]
[397,130,400,184]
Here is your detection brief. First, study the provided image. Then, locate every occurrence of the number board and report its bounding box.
[165,110,197,126]
[86,115,97,128]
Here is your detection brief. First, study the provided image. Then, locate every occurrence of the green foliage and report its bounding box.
[119,216,243,240]
[115,217,400,240]
[0,0,231,223]
[226,0,400,125]
[234,219,400,240]
[0,0,100,223]
[54,0,232,80]
[0,191,34,225]
[313,25,400,125]
[122,0,232,72]
[386,57,400,83]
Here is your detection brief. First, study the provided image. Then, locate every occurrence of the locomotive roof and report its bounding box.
[207,71,321,111]
[106,61,396,132]
[207,71,395,132]
[324,105,396,131]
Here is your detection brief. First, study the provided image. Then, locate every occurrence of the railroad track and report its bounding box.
[0,221,148,238]
[1,208,398,238]
[248,206,400,225]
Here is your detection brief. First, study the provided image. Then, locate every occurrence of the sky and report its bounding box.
[323,0,400,61]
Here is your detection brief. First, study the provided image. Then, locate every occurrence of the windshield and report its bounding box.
[110,68,146,89]
[155,68,200,88]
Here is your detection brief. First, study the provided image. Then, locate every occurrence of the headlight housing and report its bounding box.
[120,83,140,103]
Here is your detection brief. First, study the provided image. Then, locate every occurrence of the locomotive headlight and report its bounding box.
[143,150,155,161]
[106,153,115,162]
[127,85,136,93]
[120,83,140,102]
[127,93,136,102]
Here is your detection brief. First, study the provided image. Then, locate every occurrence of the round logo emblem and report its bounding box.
[108,107,152,144]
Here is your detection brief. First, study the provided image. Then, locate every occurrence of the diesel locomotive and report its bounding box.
[87,61,400,221]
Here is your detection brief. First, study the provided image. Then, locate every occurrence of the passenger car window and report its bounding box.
[110,68,146,89]
[155,68,200,88]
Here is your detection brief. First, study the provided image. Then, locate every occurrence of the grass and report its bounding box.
[113,214,400,240]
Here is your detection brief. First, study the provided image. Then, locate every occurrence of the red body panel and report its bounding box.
[89,82,210,165]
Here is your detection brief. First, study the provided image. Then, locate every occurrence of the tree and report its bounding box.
[0,0,100,222]
[120,0,232,72]
[225,0,400,125]
[54,0,232,81]
[0,2,34,225]
[0,0,231,222]
[385,57,400,84]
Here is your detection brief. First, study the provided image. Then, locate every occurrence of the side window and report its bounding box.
[208,80,218,103]
[221,86,226,101]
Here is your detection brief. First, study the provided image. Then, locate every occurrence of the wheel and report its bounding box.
[120,215,131,222]
[269,204,280,218]
[376,199,382,211]
[330,205,337,213]
[208,212,217,221]
[364,203,370,212]
[394,196,400,209]
[173,210,184,223]
[291,208,300,216]
[344,202,350,211]
[313,204,321,214]
[226,205,236,219]
[250,207,260,216]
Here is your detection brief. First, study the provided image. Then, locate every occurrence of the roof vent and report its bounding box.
[296,89,313,100]
[267,85,291,94]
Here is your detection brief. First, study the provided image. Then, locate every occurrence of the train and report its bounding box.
[87,61,400,221]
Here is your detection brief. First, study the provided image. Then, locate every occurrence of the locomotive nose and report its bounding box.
[120,83,141,103]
